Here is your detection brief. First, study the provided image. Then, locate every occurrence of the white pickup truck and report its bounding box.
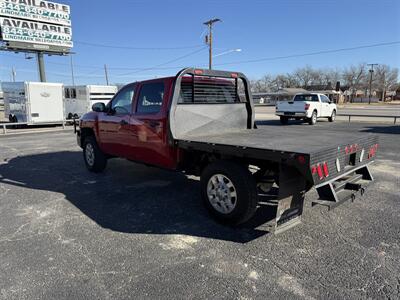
[276,93,337,125]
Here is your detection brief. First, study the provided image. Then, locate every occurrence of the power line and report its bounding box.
[74,41,204,50]
[118,47,207,76]
[214,41,400,67]
[1,41,398,77]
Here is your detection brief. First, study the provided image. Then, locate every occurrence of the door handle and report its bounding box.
[120,120,128,125]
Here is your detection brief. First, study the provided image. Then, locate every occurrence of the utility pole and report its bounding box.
[203,18,221,70]
[11,67,16,82]
[70,55,75,86]
[37,52,46,82]
[367,63,378,104]
[104,64,109,85]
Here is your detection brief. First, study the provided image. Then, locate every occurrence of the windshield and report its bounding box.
[293,94,319,102]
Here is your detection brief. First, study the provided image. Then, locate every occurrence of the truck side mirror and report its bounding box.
[92,102,106,112]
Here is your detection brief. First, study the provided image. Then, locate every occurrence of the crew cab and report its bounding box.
[276,93,337,125]
[76,68,378,233]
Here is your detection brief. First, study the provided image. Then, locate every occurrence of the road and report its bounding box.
[255,105,400,124]
[256,104,400,115]
[0,122,399,299]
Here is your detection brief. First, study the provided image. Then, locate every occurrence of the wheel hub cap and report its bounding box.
[85,144,95,166]
[207,174,237,214]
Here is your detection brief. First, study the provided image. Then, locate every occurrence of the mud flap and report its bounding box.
[275,164,307,234]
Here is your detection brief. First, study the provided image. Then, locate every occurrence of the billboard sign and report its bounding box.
[0,0,72,53]
[0,17,72,48]
[0,0,71,26]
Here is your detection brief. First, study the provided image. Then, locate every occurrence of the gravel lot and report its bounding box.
[0,121,399,299]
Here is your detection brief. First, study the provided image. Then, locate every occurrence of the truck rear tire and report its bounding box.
[280,116,289,124]
[83,136,107,173]
[308,111,317,125]
[200,160,258,226]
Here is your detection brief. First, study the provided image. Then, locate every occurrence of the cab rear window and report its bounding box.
[179,76,245,104]
[294,94,319,102]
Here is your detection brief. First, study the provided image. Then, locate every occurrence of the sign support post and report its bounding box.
[37,52,46,82]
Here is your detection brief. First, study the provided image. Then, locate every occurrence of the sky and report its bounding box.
[0,0,399,85]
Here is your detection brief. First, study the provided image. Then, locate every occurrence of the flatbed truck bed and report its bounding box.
[178,126,375,154]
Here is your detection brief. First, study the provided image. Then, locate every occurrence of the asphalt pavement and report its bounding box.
[0,121,399,299]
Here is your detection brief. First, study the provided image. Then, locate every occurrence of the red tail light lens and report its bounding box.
[323,162,329,177]
[305,104,310,110]
[368,144,379,159]
[317,164,324,180]
[194,69,203,75]
[311,166,317,174]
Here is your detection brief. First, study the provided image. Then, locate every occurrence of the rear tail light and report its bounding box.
[304,104,310,110]
[311,162,330,180]
[311,166,317,174]
[194,69,203,75]
[345,144,360,154]
[368,144,379,159]
[322,162,329,177]
[317,164,324,180]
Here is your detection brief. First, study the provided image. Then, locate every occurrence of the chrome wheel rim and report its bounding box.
[312,113,317,123]
[85,143,95,167]
[207,174,237,214]
[332,111,336,121]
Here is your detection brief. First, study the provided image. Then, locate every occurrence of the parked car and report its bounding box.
[76,68,378,233]
[276,93,337,125]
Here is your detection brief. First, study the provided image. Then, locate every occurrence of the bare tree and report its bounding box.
[320,68,341,88]
[250,75,274,93]
[374,65,399,101]
[342,64,367,102]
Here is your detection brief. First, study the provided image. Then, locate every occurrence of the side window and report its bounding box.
[65,88,70,98]
[70,88,77,99]
[111,85,135,114]
[137,82,165,114]
[321,95,330,103]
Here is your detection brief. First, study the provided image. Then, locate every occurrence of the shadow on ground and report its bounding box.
[0,151,277,243]
[361,125,400,135]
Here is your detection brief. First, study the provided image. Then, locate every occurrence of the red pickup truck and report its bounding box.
[76,68,378,233]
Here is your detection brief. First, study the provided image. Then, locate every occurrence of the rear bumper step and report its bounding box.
[312,164,373,210]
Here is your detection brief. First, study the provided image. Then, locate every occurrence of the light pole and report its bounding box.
[203,18,221,70]
[368,63,378,104]
[213,48,242,58]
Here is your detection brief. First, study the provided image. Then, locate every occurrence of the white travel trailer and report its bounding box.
[64,85,118,119]
[2,82,64,124]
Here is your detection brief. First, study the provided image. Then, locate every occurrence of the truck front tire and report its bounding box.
[83,136,107,173]
[329,110,336,122]
[200,160,258,226]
